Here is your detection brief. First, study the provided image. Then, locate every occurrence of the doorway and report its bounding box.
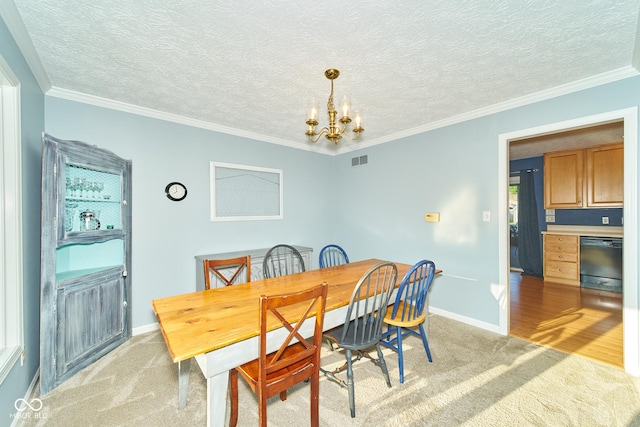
[498,107,639,376]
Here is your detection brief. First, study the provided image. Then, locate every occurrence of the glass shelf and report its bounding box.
[64,164,122,233]
[65,197,120,203]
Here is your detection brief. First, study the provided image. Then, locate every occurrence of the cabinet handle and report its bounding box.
[559,255,563,259]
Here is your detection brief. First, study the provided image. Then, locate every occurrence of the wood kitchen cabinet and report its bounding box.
[586,143,624,207]
[544,143,623,209]
[543,233,580,286]
[544,143,624,209]
[544,149,583,208]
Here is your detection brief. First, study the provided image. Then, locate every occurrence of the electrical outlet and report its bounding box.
[602,216,609,225]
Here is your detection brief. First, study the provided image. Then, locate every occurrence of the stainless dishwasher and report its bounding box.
[580,237,623,292]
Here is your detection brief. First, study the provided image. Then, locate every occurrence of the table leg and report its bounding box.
[178,358,191,409]
[206,370,230,427]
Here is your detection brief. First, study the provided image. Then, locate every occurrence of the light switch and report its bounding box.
[482,211,490,222]
[424,212,440,222]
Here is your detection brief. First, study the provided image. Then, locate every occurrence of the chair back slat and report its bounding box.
[319,244,350,268]
[203,255,251,289]
[340,262,397,349]
[259,283,328,383]
[391,260,436,322]
[263,244,306,278]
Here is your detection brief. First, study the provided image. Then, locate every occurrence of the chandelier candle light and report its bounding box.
[306,69,364,144]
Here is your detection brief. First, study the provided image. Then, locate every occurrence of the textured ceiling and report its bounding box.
[7,0,640,155]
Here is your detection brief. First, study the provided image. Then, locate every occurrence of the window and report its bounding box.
[210,162,283,221]
[509,175,520,270]
[0,55,24,384]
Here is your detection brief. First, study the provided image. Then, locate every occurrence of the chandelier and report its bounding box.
[305,69,364,144]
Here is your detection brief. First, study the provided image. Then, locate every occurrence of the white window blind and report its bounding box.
[210,162,283,221]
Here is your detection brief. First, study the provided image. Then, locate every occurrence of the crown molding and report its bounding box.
[0,0,51,92]
[47,86,337,155]
[48,66,639,157]
[347,66,640,155]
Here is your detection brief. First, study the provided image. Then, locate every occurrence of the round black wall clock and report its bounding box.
[165,182,187,201]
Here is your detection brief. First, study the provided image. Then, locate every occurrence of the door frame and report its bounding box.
[498,107,639,376]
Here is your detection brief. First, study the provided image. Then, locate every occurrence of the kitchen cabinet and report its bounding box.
[40,133,132,394]
[544,143,623,209]
[586,143,624,207]
[543,233,580,286]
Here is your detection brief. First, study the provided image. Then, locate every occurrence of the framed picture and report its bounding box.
[210,161,283,221]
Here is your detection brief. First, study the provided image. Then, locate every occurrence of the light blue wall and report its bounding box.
[44,99,337,327]
[333,76,640,327]
[0,17,45,423]
[45,75,640,331]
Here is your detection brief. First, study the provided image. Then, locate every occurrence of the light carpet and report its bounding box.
[19,315,640,426]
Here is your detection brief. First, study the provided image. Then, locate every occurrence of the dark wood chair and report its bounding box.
[203,255,251,289]
[229,282,329,427]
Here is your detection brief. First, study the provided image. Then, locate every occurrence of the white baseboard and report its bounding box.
[133,322,159,336]
[11,368,40,427]
[430,307,502,335]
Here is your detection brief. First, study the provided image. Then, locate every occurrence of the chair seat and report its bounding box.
[236,342,318,396]
[383,302,426,328]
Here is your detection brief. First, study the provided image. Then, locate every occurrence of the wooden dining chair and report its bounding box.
[380,259,436,383]
[322,262,398,417]
[203,255,251,289]
[319,244,350,268]
[229,282,329,427]
[262,244,305,278]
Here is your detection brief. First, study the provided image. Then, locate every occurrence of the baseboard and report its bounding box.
[429,307,502,334]
[133,322,159,336]
[10,368,40,427]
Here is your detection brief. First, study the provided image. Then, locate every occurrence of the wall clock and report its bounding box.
[165,182,187,201]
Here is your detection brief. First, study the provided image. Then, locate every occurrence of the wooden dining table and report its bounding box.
[152,258,413,427]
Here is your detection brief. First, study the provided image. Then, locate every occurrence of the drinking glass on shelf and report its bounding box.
[66,177,72,197]
[83,180,93,199]
[95,182,104,199]
[73,177,84,198]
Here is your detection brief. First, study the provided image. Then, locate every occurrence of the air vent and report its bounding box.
[352,155,368,167]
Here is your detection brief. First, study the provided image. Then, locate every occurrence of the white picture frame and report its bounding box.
[210,161,283,221]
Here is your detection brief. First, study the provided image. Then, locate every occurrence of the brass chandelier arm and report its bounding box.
[307,127,330,143]
[307,125,364,144]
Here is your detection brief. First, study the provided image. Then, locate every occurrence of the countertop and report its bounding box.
[542,225,623,238]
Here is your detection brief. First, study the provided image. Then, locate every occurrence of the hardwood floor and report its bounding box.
[509,271,623,368]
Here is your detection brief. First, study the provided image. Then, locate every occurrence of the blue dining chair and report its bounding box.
[380,259,436,383]
[319,244,350,268]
